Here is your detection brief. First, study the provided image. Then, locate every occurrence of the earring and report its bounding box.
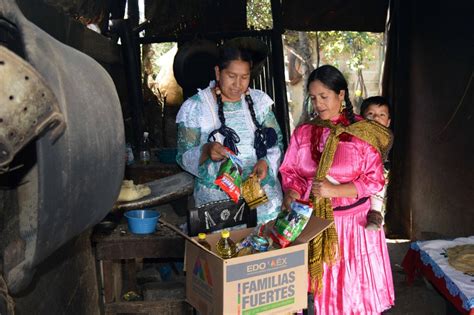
[340,100,346,113]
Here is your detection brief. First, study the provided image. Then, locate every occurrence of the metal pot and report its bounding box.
[0,1,124,293]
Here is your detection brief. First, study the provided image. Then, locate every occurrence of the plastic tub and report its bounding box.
[124,210,160,234]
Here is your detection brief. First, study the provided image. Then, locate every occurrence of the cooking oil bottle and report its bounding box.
[197,233,211,251]
[216,230,237,259]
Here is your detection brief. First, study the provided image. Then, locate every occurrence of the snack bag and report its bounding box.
[241,175,269,209]
[270,200,313,248]
[214,148,243,203]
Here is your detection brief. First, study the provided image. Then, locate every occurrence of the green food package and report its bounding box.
[270,200,313,248]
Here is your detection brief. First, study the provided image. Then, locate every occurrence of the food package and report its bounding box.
[117,180,151,202]
[270,200,313,248]
[214,148,243,203]
[241,175,269,209]
[236,224,272,256]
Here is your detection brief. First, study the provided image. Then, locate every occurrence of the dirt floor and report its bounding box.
[157,204,465,314]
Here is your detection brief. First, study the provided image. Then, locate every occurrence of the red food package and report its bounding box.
[214,148,243,203]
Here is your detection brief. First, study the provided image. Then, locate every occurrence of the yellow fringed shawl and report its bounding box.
[308,117,393,294]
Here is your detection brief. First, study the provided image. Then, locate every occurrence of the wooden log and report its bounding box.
[114,172,194,211]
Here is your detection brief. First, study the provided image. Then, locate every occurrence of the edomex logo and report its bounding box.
[193,256,213,286]
[227,251,305,283]
[246,257,288,273]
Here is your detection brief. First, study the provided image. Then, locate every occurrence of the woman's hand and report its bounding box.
[312,179,358,198]
[282,189,300,211]
[252,159,268,180]
[311,179,335,198]
[200,142,228,164]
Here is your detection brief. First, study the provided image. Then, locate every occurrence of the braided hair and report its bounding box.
[207,45,277,159]
[208,87,241,154]
[307,65,356,124]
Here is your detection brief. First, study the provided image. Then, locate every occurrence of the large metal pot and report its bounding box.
[0,1,124,293]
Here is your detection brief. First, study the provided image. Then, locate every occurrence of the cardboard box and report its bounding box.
[185,216,333,315]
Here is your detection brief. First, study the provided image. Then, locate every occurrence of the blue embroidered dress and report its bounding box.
[176,83,283,224]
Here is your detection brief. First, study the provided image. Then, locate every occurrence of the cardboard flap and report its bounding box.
[293,217,334,245]
[187,237,222,259]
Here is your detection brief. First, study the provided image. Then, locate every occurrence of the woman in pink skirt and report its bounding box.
[280,65,394,314]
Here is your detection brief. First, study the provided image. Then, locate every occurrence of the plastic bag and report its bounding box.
[236,224,272,256]
[241,175,269,209]
[214,148,243,203]
[270,200,313,248]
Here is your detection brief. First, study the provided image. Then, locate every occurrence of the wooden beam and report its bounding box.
[139,29,273,44]
[104,300,193,315]
[94,224,185,260]
[270,0,291,148]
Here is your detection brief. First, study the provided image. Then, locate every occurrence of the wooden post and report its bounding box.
[270,0,290,148]
[127,0,139,28]
[101,259,123,304]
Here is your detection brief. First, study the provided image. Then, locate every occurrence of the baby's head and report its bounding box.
[360,96,391,127]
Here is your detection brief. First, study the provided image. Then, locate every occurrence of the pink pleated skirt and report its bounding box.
[312,202,395,315]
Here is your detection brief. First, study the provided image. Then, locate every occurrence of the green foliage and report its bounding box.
[308,31,382,71]
[145,43,175,75]
[246,0,382,72]
[151,42,175,59]
[247,0,273,30]
[246,1,382,73]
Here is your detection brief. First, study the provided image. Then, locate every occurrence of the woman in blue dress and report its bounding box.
[176,39,283,224]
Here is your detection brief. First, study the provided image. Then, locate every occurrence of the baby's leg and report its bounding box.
[365,209,383,231]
